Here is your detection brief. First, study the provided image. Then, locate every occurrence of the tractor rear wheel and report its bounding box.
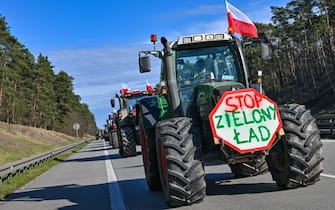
[120,126,137,157]
[156,117,206,207]
[139,109,161,191]
[229,157,268,178]
[266,104,323,188]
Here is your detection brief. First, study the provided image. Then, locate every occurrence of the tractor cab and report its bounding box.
[137,32,323,208]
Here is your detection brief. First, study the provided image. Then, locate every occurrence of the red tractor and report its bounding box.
[111,84,155,157]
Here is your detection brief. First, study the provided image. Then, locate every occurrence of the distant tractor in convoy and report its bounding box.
[95,129,102,140]
[136,33,324,207]
[103,124,111,145]
[111,84,155,157]
[106,114,119,148]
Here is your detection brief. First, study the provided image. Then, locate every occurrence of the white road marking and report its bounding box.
[321,139,335,143]
[104,141,126,210]
[321,140,335,179]
[321,173,335,179]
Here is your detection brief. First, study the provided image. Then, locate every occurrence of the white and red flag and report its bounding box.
[226,1,258,38]
[146,80,154,92]
[121,82,129,94]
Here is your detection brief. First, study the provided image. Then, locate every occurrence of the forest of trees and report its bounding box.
[1,0,334,137]
[0,15,96,137]
[245,0,335,113]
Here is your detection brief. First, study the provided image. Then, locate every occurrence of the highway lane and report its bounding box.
[111,139,335,210]
[0,139,333,210]
[0,140,112,210]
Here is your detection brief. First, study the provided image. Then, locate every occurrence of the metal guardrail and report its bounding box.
[316,114,335,137]
[0,140,88,184]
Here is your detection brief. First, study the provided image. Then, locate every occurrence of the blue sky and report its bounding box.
[1,0,289,128]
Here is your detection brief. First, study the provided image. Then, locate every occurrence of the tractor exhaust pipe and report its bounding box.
[161,37,180,116]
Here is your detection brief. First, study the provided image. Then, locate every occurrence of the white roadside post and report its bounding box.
[73,123,80,139]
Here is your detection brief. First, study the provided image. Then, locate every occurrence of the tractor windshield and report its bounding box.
[127,98,137,110]
[176,44,244,88]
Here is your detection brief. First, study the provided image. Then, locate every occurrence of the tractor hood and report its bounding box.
[194,81,245,120]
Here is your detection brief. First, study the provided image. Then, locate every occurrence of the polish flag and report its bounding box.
[226,1,258,38]
[146,80,154,92]
[121,83,129,94]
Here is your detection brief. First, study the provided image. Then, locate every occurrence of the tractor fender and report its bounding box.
[118,108,133,127]
[136,95,166,129]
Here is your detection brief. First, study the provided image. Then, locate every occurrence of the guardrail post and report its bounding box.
[331,118,334,135]
[0,139,90,184]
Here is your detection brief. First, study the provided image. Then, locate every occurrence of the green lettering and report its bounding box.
[269,105,276,120]
[252,109,264,123]
[259,125,270,142]
[232,111,243,127]
[225,113,231,128]
[248,127,260,142]
[233,129,248,144]
[242,110,254,124]
[215,115,224,129]
[261,107,272,121]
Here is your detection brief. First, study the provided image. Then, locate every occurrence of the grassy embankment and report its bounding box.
[0,121,91,200]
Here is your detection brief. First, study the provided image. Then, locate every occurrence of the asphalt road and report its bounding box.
[113,139,335,210]
[0,139,334,210]
[0,140,112,210]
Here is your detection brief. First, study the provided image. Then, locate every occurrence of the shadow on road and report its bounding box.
[116,178,168,210]
[4,183,111,210]
[76,147,112,153]
[62,153,122,163]
[205,172,280,195]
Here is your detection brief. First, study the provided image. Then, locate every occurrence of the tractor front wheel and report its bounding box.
[266,104,323,188]
[156,117,206,207]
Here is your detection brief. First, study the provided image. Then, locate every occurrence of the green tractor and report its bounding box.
[111,87,155,157]
[136,33,324,207]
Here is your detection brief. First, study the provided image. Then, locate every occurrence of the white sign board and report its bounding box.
[73,123,80,131]
[209,88,282,154]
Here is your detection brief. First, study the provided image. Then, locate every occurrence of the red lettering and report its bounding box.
[244,93,255,108]
[254,92,263,108]
[225,96,238,112]
[235,95,244,110]
[224,90,264,112]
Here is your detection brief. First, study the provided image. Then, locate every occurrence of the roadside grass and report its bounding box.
[0,121,78,166]
[0,141,89,200]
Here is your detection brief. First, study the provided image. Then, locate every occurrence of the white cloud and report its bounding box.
[46,1,289,127]
[47,44,160,127]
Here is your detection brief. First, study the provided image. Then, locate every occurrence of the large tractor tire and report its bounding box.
[111,131,119,149]
[229,157,268,178]
[119,126,137,157]
[266,104,323,188]
[104,134,111,145]
[138,108,161,191]
[156,117,206,207]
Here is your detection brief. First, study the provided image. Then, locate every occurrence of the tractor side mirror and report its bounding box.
[261,42,272,60]
[110,98,115,108]
[139,56,151,73]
